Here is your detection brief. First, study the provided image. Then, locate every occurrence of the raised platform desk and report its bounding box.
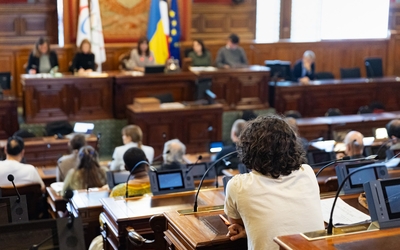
[272,77,400,117]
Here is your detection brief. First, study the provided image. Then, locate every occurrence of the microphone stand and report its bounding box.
[315,155,377,177]
[193,151,238,212]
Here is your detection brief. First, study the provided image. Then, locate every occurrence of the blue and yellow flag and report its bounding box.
[169,0,181,61]
[147,0,170,64]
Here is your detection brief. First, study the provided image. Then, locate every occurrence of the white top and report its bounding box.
[57,151,79,182]
[109,142,154,171]
[0,159,45,189]
[224,164,324,250]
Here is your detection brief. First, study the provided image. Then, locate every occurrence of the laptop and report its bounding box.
[144,65,165,74]
[73,122,94,134]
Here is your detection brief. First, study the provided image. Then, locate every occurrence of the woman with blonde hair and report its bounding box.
[63,145,107,193]
[70,39,96,73]
[26,37,59,74]
[109,125,154,171]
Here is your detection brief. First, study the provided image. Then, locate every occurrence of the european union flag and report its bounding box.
[169,0,181,62]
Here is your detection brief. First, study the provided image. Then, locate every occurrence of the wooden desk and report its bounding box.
[113,66,270,118]
[164,210,247,250]
[0,135,98,167]
[46,186,67,219]
[37,167,56,187]
[100,188,226,250]
[0,96,18,139]
[126,103,223,156]
[296,111,400,140]
[272,77,400,117]
[192,65,270,110]
[69,189,110,250]
[21,73,113,123]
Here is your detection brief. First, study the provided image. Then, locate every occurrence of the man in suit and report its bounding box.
[292,50,315,84]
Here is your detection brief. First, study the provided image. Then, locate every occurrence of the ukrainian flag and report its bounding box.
[147,0,170,64]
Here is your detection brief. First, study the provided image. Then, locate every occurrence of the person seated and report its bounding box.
[188,39,212,67]
[56,134,86,182]
[215,119,246,175]
[292,50,316,84]
[224,116,324,249]
[109,147,151,197]
[0,136,45,191]
[284,117,308,152]
[215,33,248,69]
[26,37,59,74]
[70,39,96,73]
[124,36,155,72]
[160,139,186,170]
[62,146,108,193]
[110,125,154,171]
[344,131,364,159]
[385,119,400,158]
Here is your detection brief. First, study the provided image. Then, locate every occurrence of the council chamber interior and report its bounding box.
[1,0,400,249]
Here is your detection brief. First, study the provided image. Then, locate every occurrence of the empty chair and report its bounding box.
[365,57,383,78]
[314,71,334,80]
[325,108,343,117]
[340,67,361,79]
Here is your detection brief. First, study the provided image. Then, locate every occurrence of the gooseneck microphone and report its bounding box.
[193,151,238,212]
[7,174,21,203]
[125,160,150,198]
[153,150,170,163]
[327,161,383,234]
[315,155,377,177]
[64,189,75,228]
[374,138,392,159]
[185,155,203,174]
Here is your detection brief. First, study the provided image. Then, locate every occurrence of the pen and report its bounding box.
[219,214,231,226]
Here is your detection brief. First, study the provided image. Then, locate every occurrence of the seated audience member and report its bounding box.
[344,131,364,159]
[161,139,186,170]
[110,147,151,197]
[224,116,324,249]
[292,50,316,84]
[124,36,155,72]
[285,117,309,152]
[215,33,248,69]
[110,125,154,171]
[385,119,400,158]
[27,37,59,74]
[215,119,246,175]
[0,136,45,191]
[63,146,107,193]
[70,39,96,73]
[56,134,86,182]
[188,39,212,66]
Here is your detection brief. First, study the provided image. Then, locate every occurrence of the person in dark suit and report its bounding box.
[292,50,315,84]
[70,39,96,73]
[27,37,59,74]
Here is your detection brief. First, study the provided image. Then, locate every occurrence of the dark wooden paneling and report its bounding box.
[0,98,19,139]
[191,0,256,41]
[22,75,113,123]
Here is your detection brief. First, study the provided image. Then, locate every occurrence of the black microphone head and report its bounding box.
[64,189,74,200]
[341,156,351,160]
[165,150,170,154]
[198,155,203,160]
[7,174,14,182]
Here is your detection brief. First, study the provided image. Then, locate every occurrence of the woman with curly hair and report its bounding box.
[224,115,324,250]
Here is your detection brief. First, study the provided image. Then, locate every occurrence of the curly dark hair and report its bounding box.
[237,115,307,178]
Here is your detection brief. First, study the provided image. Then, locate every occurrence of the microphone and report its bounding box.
[125,160,150,198]
[374,138,392,159]
[7,174,21,203]
[327,161,385,234]
[95,132,101,153]
[29,233,57,250]
[63,189,75,228]
[193,151,238,212]
[153,150,170,163]
[365,61,375,78]
[315,155,377,177]
[185,155,203,174]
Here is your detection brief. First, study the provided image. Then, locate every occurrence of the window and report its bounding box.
[256,0,281,42]
[290,0,390,41]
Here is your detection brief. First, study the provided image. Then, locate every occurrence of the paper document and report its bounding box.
[320,197,371,225]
